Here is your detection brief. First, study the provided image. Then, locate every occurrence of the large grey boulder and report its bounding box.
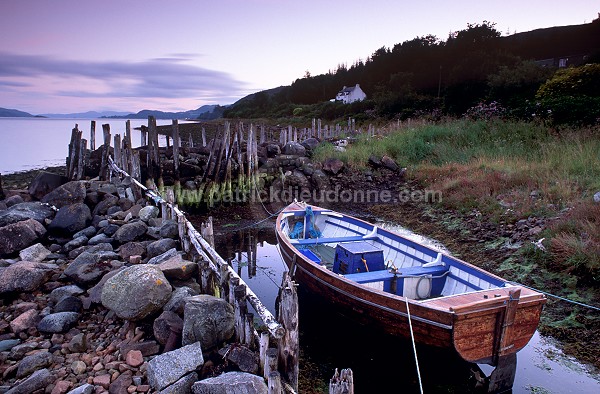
[28,171,68,200]
[182,295,235,349]
[113,220,148,243]
[65,383,94,394]
[5,368,54,394]
[148,248,181,265]
[101,265,172,320]
[0,202,55,227]
[147,238,178,259]
[158,257,197,281]
[191,372,268,394]
[48,202,92,234]
[92,194,119,216]
[0,218,47,256]
[18,243,51,262]
[41,180,86,208]
[49,284,85,304]
[160,372,198,394]
[163,286,198,315]
[138,205,159,222]
[16,351,53,378]
[37,312,80,333]
[147,342,204,391]
[283,141,306,156]
[0,261,56,294]
[64,250,119,285]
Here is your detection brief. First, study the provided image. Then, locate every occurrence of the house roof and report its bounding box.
[338,85,358,93]
[338,84,358,94]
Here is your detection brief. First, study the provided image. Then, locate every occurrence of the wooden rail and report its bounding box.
[107,156,298,392]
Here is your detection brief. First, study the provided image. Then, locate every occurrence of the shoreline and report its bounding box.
[1,166,67,191]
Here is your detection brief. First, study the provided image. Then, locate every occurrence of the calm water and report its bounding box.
[210,216,600,394]
[0,117,178,174]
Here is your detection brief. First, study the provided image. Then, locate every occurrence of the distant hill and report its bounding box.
[115,105,219,120]
[0,107,36,117]
[2,105,225,120]
[40,110,132,119]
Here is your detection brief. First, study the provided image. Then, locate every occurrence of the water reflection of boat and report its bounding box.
[275,201,546,366]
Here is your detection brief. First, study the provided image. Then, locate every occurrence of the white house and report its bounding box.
[335,84,367,104]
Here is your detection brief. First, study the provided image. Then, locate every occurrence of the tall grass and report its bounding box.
[314,120,600,208]
[313,118,600,284]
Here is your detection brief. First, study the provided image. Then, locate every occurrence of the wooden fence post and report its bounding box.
[264,348,279,382]
[77,139,87,181]
[90,120,96,151]
[100,124,111,181]
[277,272,299,392]
[172,119,180,177]
[267,371,282,394]
[114,134,122,171]
[67,125,81,180]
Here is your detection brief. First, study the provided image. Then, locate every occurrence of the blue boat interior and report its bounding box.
[282,206,506,300]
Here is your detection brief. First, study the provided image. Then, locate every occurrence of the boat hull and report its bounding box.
[276,203,546,365]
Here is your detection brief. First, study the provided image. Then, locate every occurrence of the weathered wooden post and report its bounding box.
[67,125,81,180]
[267,371,282,394]
[277,272,299,392]
[114,134,122,171]
[90,120,96,151]
[329,368,354,394]
[202,127,207,147]
[201,216,215,249]
[264,348,279,382]
[77,139,87,181]
[172,119,180,177]
[259,331,270,376]
[100,124,111,181]
[260,124,266,144]
[318,119,322,139]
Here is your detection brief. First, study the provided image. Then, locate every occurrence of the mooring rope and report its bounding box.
[511,282,600,312]
[405,297,424,394]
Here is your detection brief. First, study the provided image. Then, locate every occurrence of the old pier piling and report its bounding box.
[65,116,394,210]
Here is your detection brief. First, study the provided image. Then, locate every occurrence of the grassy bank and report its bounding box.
[314,119,600,368]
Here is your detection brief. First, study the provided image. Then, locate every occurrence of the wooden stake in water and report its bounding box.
[100,124,111,181]
[172,119,180,177]
[90,120,96,151]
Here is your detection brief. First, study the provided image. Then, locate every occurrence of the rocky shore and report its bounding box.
[0,173,273,394]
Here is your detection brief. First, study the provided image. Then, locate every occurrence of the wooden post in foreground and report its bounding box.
[277,272,299,392]
[329,368,354,394]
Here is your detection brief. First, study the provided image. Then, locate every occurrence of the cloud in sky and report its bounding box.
[0,52,246,113]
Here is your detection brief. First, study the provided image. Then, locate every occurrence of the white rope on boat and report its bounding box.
[405,297,424,394]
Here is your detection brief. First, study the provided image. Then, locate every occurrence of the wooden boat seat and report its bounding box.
[344,264,448,284]
[290,234,379,245]
[344,269,395,284]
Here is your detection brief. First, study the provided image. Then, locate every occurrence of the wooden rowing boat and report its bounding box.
[275,201,546,365]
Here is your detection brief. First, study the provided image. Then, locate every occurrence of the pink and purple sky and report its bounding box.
[1,0,598,114]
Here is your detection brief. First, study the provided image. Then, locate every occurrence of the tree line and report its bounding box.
[224,18,600,126]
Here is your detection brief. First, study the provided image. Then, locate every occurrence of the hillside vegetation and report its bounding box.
[225,18,600,127]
